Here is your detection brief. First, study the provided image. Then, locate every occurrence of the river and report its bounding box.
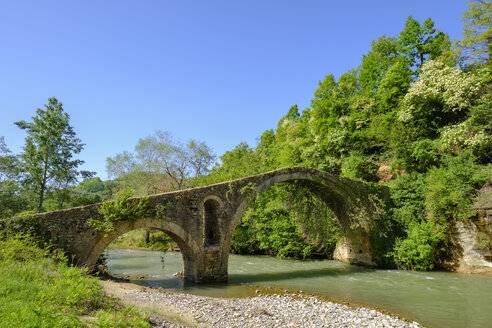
[105,248,492,328]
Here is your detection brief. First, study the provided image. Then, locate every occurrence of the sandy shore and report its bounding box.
[100,279,422,328]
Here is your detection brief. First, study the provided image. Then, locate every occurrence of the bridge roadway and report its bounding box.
[33,167,391,283]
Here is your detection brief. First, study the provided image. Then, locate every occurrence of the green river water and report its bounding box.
[105,249,492,328]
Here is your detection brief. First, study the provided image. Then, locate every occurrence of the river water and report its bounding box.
[105,248,492,328]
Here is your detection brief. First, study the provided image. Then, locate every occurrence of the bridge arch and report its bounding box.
[223,168,381,269]
[84,217,201,280]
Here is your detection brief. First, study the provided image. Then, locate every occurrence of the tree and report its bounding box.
[188,139,216,178]
[376,59,413,113]
[358,36,401,95]
[139,131,215,190]
[398,60,483,139]
[460,0,492,65]
[398,16,448,72]
[0,137,18,182]
[201,142,259,183]
[69,177,112,207]
[46,169,95,210]
[15,98,85,212]
[0,137,31,218]
[106,130,215,192]
[106,151,137,180]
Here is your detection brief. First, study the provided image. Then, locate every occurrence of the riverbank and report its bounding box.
[0,236,149,327]
[100,280,421,328]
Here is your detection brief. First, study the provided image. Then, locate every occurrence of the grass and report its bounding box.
[0,234,150,328]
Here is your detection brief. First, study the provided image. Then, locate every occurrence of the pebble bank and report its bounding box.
[101,280,421,328]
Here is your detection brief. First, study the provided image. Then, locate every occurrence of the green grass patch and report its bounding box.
[0,235,150,328]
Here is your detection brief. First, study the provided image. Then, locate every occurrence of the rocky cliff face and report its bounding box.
[455,183,492,273]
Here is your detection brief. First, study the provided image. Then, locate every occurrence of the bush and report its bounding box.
[393,221,447,270]
[408,139,440,172]
[241,189,310,258]
[389,172,427,227]
[341,152,379,182]
[425,151,489,222]
[231,185,341,259]
[254,206,312,258]
[230,219,258,254]
[109,229,175,251]
[89,189,148,233]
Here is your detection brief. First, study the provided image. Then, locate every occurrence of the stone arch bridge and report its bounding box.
[33,167,392,283]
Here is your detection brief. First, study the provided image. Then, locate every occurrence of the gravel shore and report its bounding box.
[100,280,421,328]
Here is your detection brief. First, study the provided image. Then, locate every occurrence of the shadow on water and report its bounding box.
[228,265,374,284]
[132,266,370,290]
[129,263,376,298]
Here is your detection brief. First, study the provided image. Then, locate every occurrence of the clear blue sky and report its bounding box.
[0,0,467,180]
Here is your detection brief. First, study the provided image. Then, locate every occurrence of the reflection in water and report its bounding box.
[106,249,492,328]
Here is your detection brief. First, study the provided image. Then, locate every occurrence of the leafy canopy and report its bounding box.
[460,0,492,64]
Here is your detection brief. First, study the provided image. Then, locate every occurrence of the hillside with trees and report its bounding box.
[196,2,492,270]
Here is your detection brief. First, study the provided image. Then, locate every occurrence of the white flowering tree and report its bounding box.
[440,121,490,154]
[398,60,483,138]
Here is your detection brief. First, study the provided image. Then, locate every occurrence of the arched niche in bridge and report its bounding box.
[203,198,221,246]
[84,218,201,280]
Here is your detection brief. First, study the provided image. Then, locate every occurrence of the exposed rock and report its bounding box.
[376,163,394,183]
[454,183,492,273]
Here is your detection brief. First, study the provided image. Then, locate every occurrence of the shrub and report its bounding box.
[393,221,447,270]
[89,189,148,233]
[341,152,379,182]
[425,151,490,222]
[389,172,427,228]
[231,184,341,259]
[408,139,440,172]
[230,219,258,254]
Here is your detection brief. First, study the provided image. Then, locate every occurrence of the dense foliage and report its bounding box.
[231,185,340,259]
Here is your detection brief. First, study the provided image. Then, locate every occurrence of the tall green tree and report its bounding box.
[398,60,483,139]
[202,142,260,183]
[0,137,31,218]
[398,16,448,72]
[15,98,85,212]
[460,0,492,65]
[0,137,18,182]
[358,36,401,95]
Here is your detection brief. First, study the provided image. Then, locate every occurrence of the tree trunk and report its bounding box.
[38,155,50,212]
[144,229,151,244]
[37,188,45,213]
